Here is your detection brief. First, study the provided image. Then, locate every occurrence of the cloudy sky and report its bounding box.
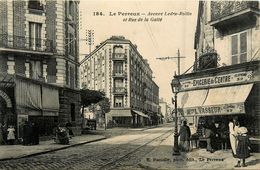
[79,0,199,105]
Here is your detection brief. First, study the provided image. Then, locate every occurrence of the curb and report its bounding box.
[0,136,106,162]
[138,163,158,170]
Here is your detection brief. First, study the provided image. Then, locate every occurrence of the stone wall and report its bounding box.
[58,87,82,135]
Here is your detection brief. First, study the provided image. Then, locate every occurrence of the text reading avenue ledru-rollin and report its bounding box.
[93,11,192,22]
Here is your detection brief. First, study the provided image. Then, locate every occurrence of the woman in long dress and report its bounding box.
[229,117,239,156]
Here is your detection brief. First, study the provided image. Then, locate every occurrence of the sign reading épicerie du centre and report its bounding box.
[179,70,253,91]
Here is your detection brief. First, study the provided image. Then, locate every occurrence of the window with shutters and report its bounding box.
[29,60,43,80]
[15,58,25,76]
[231,32,247,65]
[29,22,42,50]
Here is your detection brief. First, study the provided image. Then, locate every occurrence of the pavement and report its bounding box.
[0,134,106,161]
[139,134,260,170]
[0,125,160,162]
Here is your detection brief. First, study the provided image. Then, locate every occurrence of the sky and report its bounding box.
[79,0,199,105]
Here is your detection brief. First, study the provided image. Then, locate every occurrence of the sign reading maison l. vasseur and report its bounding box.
[179,71,253,91]
[184,103,245,116]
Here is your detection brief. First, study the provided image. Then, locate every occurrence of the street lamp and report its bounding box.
[171,75,181,155]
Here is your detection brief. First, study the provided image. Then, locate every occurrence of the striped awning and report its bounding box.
[178,83,253,116]
[133,110,149,118]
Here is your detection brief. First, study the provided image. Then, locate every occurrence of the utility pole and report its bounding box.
[157,49,185,156]
[86,29,94,53]
[156,49,185,75]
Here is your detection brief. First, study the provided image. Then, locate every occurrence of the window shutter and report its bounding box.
[240,32,247,63]
[231,35,238,64]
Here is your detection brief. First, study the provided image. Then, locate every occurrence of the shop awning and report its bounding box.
[109,109,132,117]
[133,110,149,118]
[42,85,59,116]
[177,89,208,109]
[182,83,253,116]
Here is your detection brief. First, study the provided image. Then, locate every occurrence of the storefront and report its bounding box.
[106,109,149,128]
[174,61,259,150]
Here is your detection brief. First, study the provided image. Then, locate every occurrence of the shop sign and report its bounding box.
[180,71,253,91]
[183,103,245,116]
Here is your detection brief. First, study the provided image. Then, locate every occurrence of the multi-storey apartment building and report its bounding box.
[0,0,81,138]
[173,1,259,150]
[80,36,159,128]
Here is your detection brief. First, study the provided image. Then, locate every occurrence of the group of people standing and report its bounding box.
[23,121,39,145]
[178,117,251,167]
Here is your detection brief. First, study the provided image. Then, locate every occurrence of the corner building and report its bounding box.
[174,1,260,151]
[81,36,159,128]
[0,0,81,139]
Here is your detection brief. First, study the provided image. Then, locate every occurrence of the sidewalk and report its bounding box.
[0,134,106,161]
[139,134,260,169]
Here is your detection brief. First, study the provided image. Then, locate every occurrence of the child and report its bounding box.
[234,127,251,167]
[7,125,15,145]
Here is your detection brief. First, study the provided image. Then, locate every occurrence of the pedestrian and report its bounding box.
[229,117,240,157]
[179,120,191,152]
[7,125,15,145]
[0,123,4,145]
[31,122,39,145]
[204,121,215,153]
[23,121,32,145]
[65,122,74,138]
[2,123,7,144]
[219,121,228,151]
[234,127,251,167]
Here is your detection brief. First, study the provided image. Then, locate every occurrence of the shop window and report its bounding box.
[71,103,75,121]
[231,32,247,65]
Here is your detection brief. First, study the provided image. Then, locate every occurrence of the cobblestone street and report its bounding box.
[0,126,172,170]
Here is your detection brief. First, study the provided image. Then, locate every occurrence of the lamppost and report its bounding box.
[171,75,181,155]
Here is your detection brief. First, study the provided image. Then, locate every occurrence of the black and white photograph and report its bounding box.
[0,0,259,169]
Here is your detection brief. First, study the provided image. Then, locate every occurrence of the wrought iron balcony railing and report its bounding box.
[0,34,54,53]
[113,87,127,94]
[112,71,127,78]
[211,1,259,21]
[112,53,127,60]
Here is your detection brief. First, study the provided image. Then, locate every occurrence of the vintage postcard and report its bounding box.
[0,0,259,169]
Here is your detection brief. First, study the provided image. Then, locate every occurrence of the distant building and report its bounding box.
[0,0,81,138]
[159,98,173,123]
[174,1,260,145]
[80,36,160,128]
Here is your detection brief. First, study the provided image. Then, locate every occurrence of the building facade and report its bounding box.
[80,36,159,128]
[159,98,173,123]
[174,1,259,151]
[0,0,81,139]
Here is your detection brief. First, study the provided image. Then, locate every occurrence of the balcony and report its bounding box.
[112,53,127,61]
[210,1,259,29]
[112,71,127,79]
[113,87,127,95]
[0,34,54,55]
